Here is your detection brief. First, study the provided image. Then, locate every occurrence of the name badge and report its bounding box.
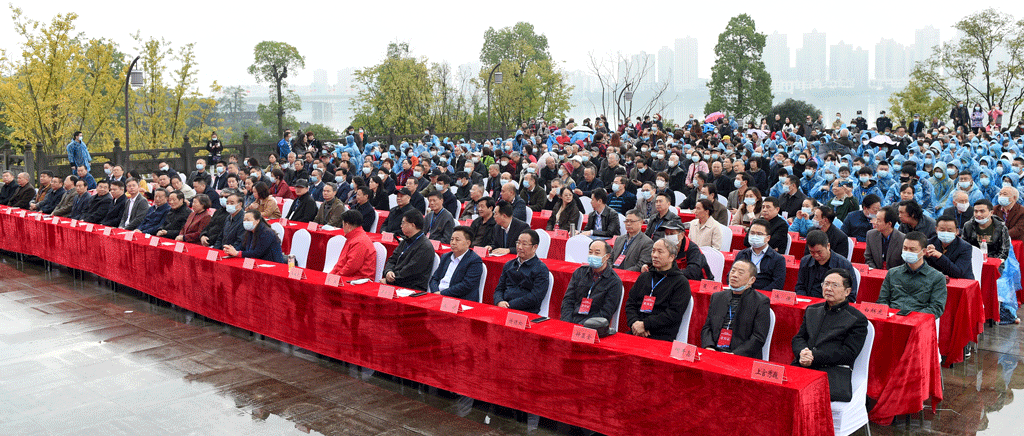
[614,254,626,266]
[505,312,529,330]
[640,295,656,313]
[751,361,786,384]
[243,258,256,269]
[700,280,722,293]
[378,285,396,299]
[174,242,185,253]
[540,209,552,218]
[85,223,94,232]
[381,232,394,242]
[578,297,592,315]
[440,297,461,314]
[770,290,797,305]
[324,274,341,287]
[716,328,733,348]
[671,341,698,362]
[571,325,598,344]
[123,231,134,241]
[52,217,60,225]
[102,227,112,236]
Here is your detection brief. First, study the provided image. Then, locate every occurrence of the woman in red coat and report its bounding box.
[269,168,295,199]
[177,194,212,244]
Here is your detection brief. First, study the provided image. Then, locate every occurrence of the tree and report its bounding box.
[705,14,773,122]
[769,99,821,127]
[350,42,433,136]
[218,86,247,123]
[587,52,673,125]
[247,41,305,137]
[479,22,572,131]
[913,9,1024,123]
[887,74,949,127]
[257,90,300,131]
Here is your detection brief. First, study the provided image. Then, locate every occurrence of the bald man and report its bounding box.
[994,186,1024,240]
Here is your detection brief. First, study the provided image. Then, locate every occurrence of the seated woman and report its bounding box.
[731,187,762,228]
[788,198,820,237]
[223,210,286,263]
[176,194,212,244]
[247,181,282,220]
[546,187,581,233]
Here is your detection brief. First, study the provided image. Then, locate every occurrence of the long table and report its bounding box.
[0,206,834,436]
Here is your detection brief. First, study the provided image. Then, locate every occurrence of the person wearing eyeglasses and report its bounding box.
[609,210,653,272]
[701,260,771,358]
[734,219,786,291]
[493,230,550,314]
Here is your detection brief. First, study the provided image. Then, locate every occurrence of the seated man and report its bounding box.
[119,179,150,231]
[758,197,790,253]
[68,178,93,220]
[864,205,905,270]
[51,176,79,217]
[795,230,858,301]
[137,188,170,234]
[424,190,455,243]
[485,201,530,256]
[314,183,346,228]
[284,179,318,223]
[429,226,484,301]
[803,205,849,259]
[607,175,637,216]
[610,209,654,272]
[878,231,947,318]
[493,230,551,314]
[469,196,497,248]
[661,221,713,281]
[993,186,1024,240]
[38,175,66,215]
[898,199,937,239]
[624,238,692,341]
[381,187,417,234]
[582,188,619,238]
[792,268,869,402]
[380,210,434,291]
[923,215,974,279]
[352,186,377,232]
[962,199,1011,261]
[560,239,623,325]
[645,193,682,241]
[329,210,377,281]
[82,180,112,224]
[842,194,880,242]
[99,181,127,227]
[701,259,772,359]
[153,190,190,239]
[4,172,36,209]
[734,218,786,291]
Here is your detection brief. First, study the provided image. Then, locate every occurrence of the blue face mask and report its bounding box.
[824,173,835,182]
[225,204,238,214]
[243,221,255,231]
[798,157,807,165]
[587,255,605,268]
[980,177,991,186]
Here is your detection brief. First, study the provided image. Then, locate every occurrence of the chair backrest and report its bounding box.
[699,246,725,282]
[449,185,458,195]
[454,200,464,220]
[289,229,312,268]
[971,245,984,283]
[371,210,381,233]
[718,224,733,251]
[477,263,488,303]
[674,296,696,343]
[539,271,555,317]
[575,211,584,232]
[852,267,861,295]
[847,237,855,259]
[536,230,552,258]
[674,191,687,207]
[430,253,441,277]
[669,206,679,215]
[717,194,728,208]
[610,284,625,331]
[617,213,627,236]
[580,196,594,214]
[785,233,793,256]
[270,222,286,243]
[388,194,397,209]
[282,198,294,215]
[525,208,533,227]
[762,309,776,361]
[849,323,875,403]
[564,234,593,263]
[321,235,347,273]
[372,242,387,282]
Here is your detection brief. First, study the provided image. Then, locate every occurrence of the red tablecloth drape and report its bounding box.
[0,206,834,436]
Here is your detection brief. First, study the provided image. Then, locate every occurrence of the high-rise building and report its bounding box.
[875,38,910,83]
[313,69,328,91]
[914,26,940,66]
[673,37,698,89]
[829,41,852,83]
[764,32,790,83]
[796,30,827,85]
[851,46,869,88]
[658,46,673,86]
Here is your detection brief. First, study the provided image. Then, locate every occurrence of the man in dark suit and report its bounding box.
[486,201,529,256]
[864,206,905,270]
[792,268,868,402]
[193,179,219,211]
[645,192,682,241]
[470,196,497,248]
[424,190,455,243]
[923,215,974,279]
[735,219,786,291]
[381,210,434,291]
[494,229,551,314]
[700,259,772,359]
[610,210,654,271]
[284,179,317,223]
[4,172,36,209]
[119,179,150,230]
[186,158,212,188]
[804,205,850,259]
[99,181,128,227]
[500,182,529,223]
[429,226,484,301]
[83,180,113,224]
[68,179,93,220]
[381,187,418,234]
[582,188,620,238]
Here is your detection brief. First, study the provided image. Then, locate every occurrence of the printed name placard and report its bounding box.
[751,361,786,384]
[473,246,488,257]
[52,217,60,224]
[85,223,94,232]
[699,280,722,293]
[440,297,461,314]
[553,229,569,238]
[306,222,318,231]
[288,267,304,280]
[859,302,890,319]
[854,264,869,274]
[505,312,529,330]
[324,274,341,287]
[123,231,134,241]
[206,250,219,261]
[570,325,598,344]
[173,242,185,253]
[540,209,552,218]
[381,232,394,242]
[430,239,441,250]
[770,290,797,305]
[149,237,160,247]
[243,258,256,269]
[671,341,698,362]
[102,227,112,236]
[378,284,396,299]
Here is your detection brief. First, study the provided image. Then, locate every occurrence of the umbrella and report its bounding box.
[705,112,725,123]
[868,135,896,146]
[752,129,769,139]
[571,125,594,133]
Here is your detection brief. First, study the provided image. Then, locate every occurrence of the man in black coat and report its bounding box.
[381,188,418,234]
[83,180,113,224]
[487,201,530,256]
[701,259,772,359]
[582,188,620,238]
[284,179,318,223]
[792,268,868,402]
[4,172,36,209]
[624,238,691,341]
[381,210,434,291]
[99,181,128,227]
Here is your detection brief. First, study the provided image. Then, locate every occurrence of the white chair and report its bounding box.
[580,196,594,215]
[449,186,458,195]
[564,234,593,263]
[430,253,441,277]
[454,200,463,220]
[477,264,488,303]
[847,237,855,259]
[762,309,776,361]
[617,213,627,236]
[971,245,984,284]
[674,191,687,207]
[669,206,679,215]
[674,296,696,343]
[421,197,428,212]
[371,210,381,233]
[785,233,793,256]
[525,209,533,227]
[831,323,875,436]
[538,271,555,318]
[610,284,625,331]
[270,222,286,243]
[718,224,733,252]
[717,194,728,208]
[852,268,861,297]
[536,230,551,258]
[574,212,584,233]
[372,242,387,282]
[700,246,725,282]
[289,229,312,268]
[321,235,347,273]
[282,198,294,215]
[388,194,397,209]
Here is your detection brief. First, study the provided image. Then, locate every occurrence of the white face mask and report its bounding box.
[664,234,679,245]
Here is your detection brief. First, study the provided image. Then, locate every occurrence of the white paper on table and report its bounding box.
[161,242,175,246]
[321,225,337,231]
[796,298,812,303]
[257,264,275,268]
[460,305,473,311]
[395,289,417,297]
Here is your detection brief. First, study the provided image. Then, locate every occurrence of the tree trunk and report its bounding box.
[275,73,284,138]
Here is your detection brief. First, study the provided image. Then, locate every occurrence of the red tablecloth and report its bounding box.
[1015,240,1024,303]
[0,206,834,436]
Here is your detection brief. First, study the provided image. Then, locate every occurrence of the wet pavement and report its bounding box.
[0,254,1023,436]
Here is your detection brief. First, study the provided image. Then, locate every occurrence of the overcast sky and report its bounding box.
[3,1,1023,93]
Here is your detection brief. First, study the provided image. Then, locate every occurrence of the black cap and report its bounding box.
[430,168,442,176]
[397,187,412,196]
[661,221,684,231]
[293,179,309,188]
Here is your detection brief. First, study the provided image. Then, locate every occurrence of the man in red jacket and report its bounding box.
[329,209,377,281]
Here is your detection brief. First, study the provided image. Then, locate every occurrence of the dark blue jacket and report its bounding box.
[925,235,974,280]
[39,187,65,214]
[220,210,246,249]
[735,246,787,291]
[576,177,604,197]
[429,250,484,301]
[69,192,93,220]
[137,203,170,234]
[494,255,550,314]
[841,210,873,242]
[240,224,286,263]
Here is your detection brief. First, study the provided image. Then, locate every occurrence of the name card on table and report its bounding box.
[35,213,42,221]
[473,246,488,257]
[440,297,462,314]
[123,231,134,241]
[52,217,60,225]
[149,236,160,247]
[288,267,304,280]
[206,250,220,261]
[85,223,94,232]
[699,280,722,293]
[17,210,26,217]
[859,302,890,319]
[552,229,569,238]
[430,239,441,250]
[378,284,396,299]
[243,258,256,269]
[381,232,394,242]
[853,264,869,275]
[505,312,529,330]
[570,325,598,344]
[174,242,185,253]
[770,290,797,305]
[670,341,698,362]
[324,274,341,287]
[102,227,112,236]
[751,361,786,384]
[540,209,552,218]
[3,208,9,214]
[306,222,318,231]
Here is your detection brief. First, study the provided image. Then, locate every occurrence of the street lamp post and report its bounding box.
[486,62,502,135]
[124,56,144,157]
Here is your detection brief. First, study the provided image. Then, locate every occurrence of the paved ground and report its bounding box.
[0,255,1022,436]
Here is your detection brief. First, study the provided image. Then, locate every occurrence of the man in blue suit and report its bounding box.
[429,226,484,301]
